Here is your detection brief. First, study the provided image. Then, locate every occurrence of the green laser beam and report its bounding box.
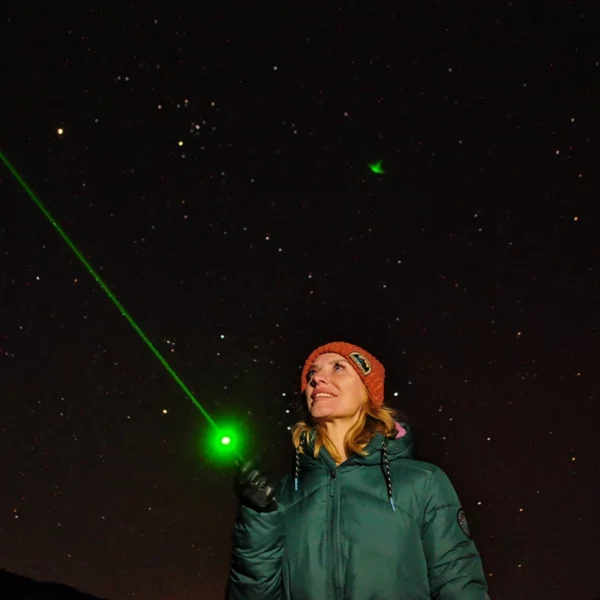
[0,151,237,453]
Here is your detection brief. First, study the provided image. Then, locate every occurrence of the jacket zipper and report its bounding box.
[329,469,343,599]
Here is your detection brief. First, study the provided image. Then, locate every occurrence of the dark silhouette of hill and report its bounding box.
[0,569,111,599]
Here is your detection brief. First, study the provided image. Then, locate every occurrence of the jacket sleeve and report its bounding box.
[227,502,284,600]
[421,467,490,599]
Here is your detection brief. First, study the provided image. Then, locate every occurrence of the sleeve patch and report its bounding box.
[457,508,471,539]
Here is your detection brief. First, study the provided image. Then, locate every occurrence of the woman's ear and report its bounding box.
[363,386,371,405]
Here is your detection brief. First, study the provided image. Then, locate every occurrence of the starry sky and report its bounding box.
[1,4,599,600]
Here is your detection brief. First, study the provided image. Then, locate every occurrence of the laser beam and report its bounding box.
[0,150,240,460]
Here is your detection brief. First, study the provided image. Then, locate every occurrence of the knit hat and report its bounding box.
[300,341,385,407]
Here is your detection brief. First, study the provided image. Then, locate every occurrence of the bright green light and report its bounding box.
[368,160,385,174]
[203,420,246,465]
[0,150,245,464]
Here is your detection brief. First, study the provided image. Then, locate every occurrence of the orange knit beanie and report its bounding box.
[300,341,386,407]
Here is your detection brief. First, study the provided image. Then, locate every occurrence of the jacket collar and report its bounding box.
[299,421,414,469]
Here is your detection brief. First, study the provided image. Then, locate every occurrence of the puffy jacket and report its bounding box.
[228,422,490,600]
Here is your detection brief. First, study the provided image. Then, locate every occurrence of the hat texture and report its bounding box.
[300,341,385,407]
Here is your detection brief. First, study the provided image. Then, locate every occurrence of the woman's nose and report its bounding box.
[312,372,328,384]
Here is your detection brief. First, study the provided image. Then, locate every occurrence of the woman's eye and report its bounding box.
[307,363,344,380]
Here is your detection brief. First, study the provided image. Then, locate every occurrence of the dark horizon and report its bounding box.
[0,569,109,599]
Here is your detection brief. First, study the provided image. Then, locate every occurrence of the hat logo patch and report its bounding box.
[349,352,372,375]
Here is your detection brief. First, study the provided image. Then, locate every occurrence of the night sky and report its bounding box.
[1,4,599,600]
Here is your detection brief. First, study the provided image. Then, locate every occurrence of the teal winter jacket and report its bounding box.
[228,423,489,600]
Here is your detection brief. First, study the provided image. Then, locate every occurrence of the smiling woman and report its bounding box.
[292,350,399,465]
[228,341,490,600]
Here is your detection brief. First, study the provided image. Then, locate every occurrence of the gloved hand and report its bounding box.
[235,459,278,513]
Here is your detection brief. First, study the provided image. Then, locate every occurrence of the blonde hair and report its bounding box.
[291,388,403,464]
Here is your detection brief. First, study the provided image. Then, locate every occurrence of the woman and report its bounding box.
[228,341,490,599]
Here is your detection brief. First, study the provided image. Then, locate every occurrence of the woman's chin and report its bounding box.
[311,409,336,421]
[310,408,327,419]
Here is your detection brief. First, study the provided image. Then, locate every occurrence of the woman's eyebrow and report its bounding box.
[310,358,349,369]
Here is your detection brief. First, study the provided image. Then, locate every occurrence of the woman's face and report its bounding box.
[305,352,367,421]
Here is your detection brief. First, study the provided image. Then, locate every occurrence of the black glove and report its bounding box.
[235,459,278,513]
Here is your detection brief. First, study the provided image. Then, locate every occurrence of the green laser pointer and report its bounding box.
[0,150,240,460]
